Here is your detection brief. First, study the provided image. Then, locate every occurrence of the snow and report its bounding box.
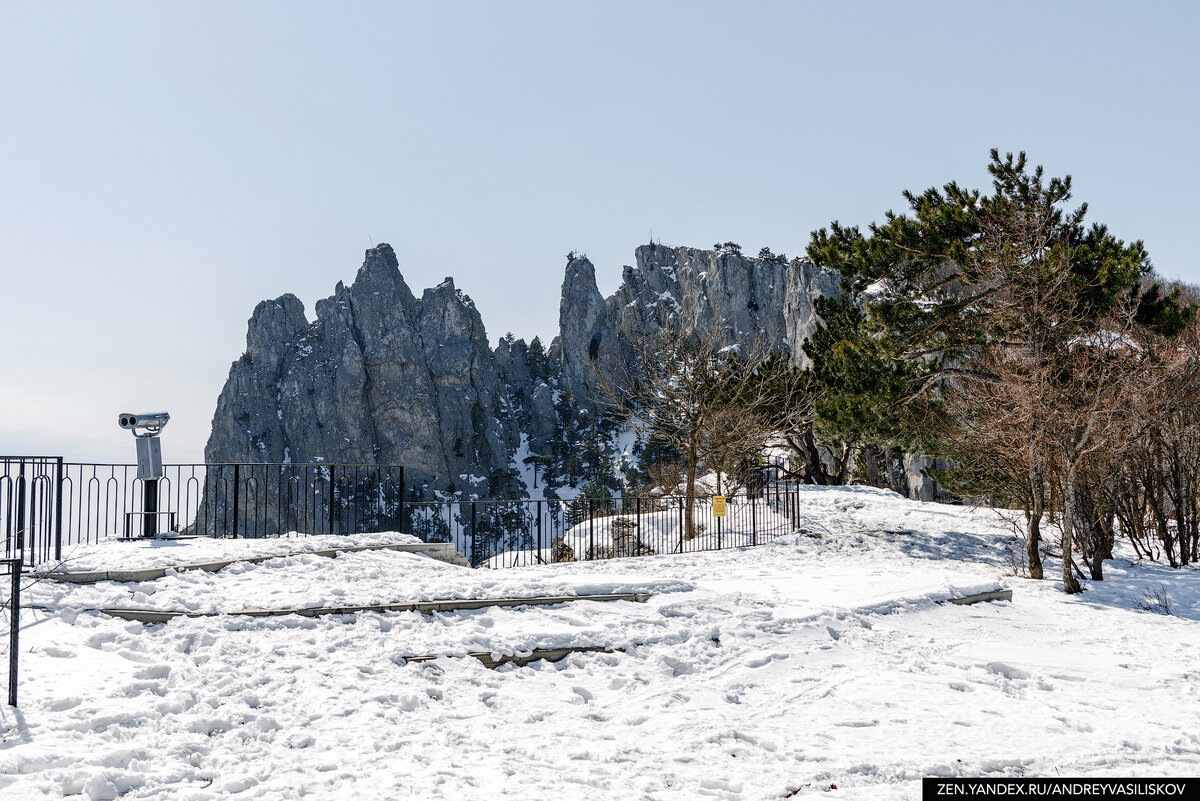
[3,487,1198,799]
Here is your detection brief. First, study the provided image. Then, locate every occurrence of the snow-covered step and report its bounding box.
[33,541,469,584]
[97,591,652,623]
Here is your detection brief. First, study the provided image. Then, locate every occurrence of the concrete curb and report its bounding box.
[946,589,1013,605]
[99,592,653,624]
[33,541,469,584]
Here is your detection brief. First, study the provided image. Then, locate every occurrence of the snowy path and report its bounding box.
[2,487,1198,800]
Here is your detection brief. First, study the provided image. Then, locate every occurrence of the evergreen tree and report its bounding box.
[527,336,549,380]
[757,247,787,264]
[801,291,926,486]
[806,149,1196,590]
[807,149,1192,375]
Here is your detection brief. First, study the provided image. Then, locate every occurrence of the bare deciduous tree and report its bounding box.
[593,306,794,538]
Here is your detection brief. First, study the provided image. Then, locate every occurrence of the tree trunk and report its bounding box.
[864,445,882,488]
[1027,464,1045,580]
[1061,462,1084,594]
[833,442,855,485]
[684,454,698,541]
[800,427,830,485]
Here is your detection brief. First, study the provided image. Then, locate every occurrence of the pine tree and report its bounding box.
[806,149,1196,590]
[527,336,549,380]
[803,292,925,484]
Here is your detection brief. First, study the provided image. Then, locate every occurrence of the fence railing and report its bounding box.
[407,484,806,567]
[3,455,806,570]
[2,458,405,563]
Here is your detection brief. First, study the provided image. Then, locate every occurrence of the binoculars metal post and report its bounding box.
[118,412,170,538]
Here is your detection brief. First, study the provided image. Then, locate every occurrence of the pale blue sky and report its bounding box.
[2,1,1198,463]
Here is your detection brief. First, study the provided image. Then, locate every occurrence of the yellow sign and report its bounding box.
[712,495,727,517]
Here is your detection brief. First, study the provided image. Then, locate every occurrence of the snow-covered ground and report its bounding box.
[2,486,1197,799]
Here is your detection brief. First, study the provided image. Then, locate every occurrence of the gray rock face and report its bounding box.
[551,245,841,402]
[208,242,845,502]
[904,453,953,503]
[206,244,518,500]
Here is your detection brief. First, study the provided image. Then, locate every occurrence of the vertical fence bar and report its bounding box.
[751,495,757,547]
[536,500,543,565]
[8,558,20,707]
[328,469,336,535]
[678,497,683,554]
[53,458,64,562]
[231,464,241,539]
[588,498,594,560]
[398,468,406,535]
[717,500,722,551]
[15,462,26,563]
[470,501,478,566]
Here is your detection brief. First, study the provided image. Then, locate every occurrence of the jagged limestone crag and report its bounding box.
[550,245,840,403]
[208,242,848,504]
[207,244,518,502]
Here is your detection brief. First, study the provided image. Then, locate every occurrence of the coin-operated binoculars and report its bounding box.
[118,412,170,537]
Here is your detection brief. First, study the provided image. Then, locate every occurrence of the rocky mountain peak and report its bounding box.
[208,241,841,501]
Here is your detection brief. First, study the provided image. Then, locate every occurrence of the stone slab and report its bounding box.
[946,589,1013,605]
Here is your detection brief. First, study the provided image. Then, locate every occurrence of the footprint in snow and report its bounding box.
[133,664,171,680]
[46,696,82,711]
[744,653,788,669]
[41,646,76,658]
[984,662,1031,680]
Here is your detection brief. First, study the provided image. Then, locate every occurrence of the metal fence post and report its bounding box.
[751,494,757,547]
[231,464,241,539]
[678,497,683,553]
[471,501,478,566]
[588,498,594,560]
[717,502,722,550]
[8,558,20,707]
[398,467,406,535]
[328,469,337,535]
[15,462,26,561]
[536,500,543,564]
[54,457,64,562]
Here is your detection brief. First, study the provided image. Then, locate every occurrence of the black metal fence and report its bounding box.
[1,457,61,564]
[3,455,806,570]
[194,463,405,538]
[406,483,806,567]
[2,458,404,563]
